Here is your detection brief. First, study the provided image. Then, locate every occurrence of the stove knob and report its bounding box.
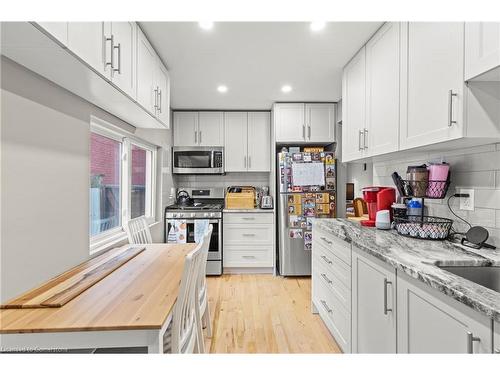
[204,213,209,218]
[190,213,196,218]
[172,213,178,218]
[210,212,215,218]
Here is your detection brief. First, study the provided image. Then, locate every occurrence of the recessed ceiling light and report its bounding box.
[198,21,214,30]
[217,85,228,93]
[281,85,292,93]
[310,21,326,32]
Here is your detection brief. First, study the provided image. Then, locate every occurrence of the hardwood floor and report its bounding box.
[204,274,341,354]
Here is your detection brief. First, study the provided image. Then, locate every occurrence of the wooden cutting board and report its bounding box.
[1,246,145,309]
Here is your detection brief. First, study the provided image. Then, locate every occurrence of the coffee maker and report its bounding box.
[361,186,396,227]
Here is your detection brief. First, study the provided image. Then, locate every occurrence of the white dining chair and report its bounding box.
[125,216,153,244]
[163,241,204,354]
[196,225,213,343]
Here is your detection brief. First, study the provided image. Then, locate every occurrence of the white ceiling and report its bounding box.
[140,22,382,110]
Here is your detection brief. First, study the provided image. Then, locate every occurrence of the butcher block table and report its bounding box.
[0,243,196,353]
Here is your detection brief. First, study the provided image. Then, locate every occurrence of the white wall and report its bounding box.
[0,57,173,302]
[346,162,373,198]
[372,143,500,246]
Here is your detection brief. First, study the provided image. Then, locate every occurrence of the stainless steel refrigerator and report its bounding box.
[277,151,336,276]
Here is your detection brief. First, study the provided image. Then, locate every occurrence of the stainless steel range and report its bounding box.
[164,187,224,275]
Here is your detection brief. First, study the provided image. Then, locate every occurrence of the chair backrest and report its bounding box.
[125,217,153,244]
[196,225,213,302]
[171,241,204,354]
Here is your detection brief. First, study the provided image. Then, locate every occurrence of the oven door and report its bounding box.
[167,219,221,261]
[172,147,223,174]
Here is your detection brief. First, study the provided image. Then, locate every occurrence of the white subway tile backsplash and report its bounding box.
[372,142,500,246]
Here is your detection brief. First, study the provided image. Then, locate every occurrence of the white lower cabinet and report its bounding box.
[495,321,500,354]
[311,225,352,353]
[223,213,274,270]
[397,272,493,353]
[352,247,397,353]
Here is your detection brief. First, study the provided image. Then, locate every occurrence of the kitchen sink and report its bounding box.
[438,266,500,293]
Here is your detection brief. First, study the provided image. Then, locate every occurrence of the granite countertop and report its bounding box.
[314,218,500,322]
[223,208,275,213]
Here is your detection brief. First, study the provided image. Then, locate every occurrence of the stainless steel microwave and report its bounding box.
[172,147,224,174]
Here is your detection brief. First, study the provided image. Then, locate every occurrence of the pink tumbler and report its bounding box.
[427,163,450,198]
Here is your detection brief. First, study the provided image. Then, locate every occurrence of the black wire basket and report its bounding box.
[399,179,451,199]
[394,215,453,241]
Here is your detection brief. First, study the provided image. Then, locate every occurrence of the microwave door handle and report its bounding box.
[211,151,215,168]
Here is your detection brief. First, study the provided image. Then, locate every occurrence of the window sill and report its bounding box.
[89,220,161,257]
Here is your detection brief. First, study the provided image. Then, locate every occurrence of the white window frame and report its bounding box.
[90,117,158,254]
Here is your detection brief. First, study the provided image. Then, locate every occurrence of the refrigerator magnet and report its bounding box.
[289,229,303,239]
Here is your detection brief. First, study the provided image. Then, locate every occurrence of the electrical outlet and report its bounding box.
[459,188,474,211]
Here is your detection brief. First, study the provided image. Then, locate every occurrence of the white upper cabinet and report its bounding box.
[174,112,199,147]
[401,22,464,150]
[305,103,335,143]
[155,60,170,127]
[274,103,305,142]
[247,112,271,172]
[109,22,137,99]
[136,27,157,116]
[274,103,335,143]
[465,22,500,81]
[224,112,248,172]
[67,22,110,78]
[342,47,366,162]
[37,22,68,46]
[365,22,401,156]
[198,112,224,146]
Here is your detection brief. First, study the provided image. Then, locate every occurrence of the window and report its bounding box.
[90,133,122,236]
[90,119,157,247]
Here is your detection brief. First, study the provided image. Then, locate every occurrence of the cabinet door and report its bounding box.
[155,60,170,127]
[352,248,396,353]
[342,47,366,162]
[366,22,401,156]
[495,321,500,354]
[247,112,271,172]
[110,22,136,99]
[274,103,305,142]
[68,22,110,78]
[401,22,464,150]
[37,22,68,46]
[224,112,248,172]
[173,112,199,147]
[136,27,156,116]
[305,103,335,143]
[397,273,493,353]
[198,112,224,146]
[465,22,500,80]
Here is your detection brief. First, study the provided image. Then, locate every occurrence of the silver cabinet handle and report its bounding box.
[302,124,306,139]
[241,217,255,220]
[248,156,251,169]
[467,332,480,354]
[320,300,333,313]
[242,233,256,237]
[494,348,500,354]
[383,278,393,315]
[321,273,333,285]
[194,130,197,144]
[157,88,162,113]
[364,128,368,149]
[113,42,121,74]
[199,130,202,144]
[358,130,364,151]
[320,255,332,264]
[242,255,256,259]
[105,34,114,70]
[448,89,458,127]
[308,124,311,139]
[320,236,332,245]
[153,87,158,111]
[244,156,247,168]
